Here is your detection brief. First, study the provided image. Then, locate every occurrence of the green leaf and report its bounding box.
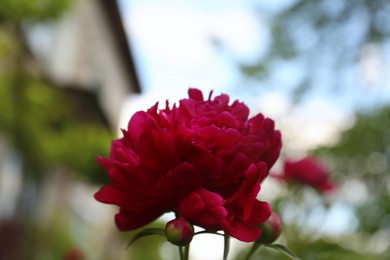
[265,244,301,260]
[126,228,166,249]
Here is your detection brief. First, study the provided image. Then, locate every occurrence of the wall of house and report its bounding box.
[41,0,139,130]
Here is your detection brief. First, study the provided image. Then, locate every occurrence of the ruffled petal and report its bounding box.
[179,188,228,231]
[115,207,163,231]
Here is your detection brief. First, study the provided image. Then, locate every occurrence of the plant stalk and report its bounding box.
[223,233,230,260]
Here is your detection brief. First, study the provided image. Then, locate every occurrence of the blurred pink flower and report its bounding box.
[273,157,336,193]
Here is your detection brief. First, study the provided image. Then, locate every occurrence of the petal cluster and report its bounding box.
[94,88,282,242]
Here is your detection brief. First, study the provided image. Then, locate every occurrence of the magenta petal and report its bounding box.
[179,188,228,231]
[94,185,123,205]
[248,200,272,224]
[231,100,250,121]
[188,88,204,101]
[222,201,270,242]
[115,207,163,231]
[216,128,241,149]
[224,220,262,242]
[127,111,153,146]
[155,130,180,168]
[224,164,265,220]
[186,143,222,179]
[96,156,110,169]
[170,162,204,188]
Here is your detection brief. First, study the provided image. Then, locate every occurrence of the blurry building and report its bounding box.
[0,1,141,258]
[27,0,141,129]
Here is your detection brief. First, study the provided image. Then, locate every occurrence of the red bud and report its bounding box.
[257,212,282,244]
[165,217,194,246]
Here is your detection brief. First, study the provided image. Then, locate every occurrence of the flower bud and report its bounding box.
[257,212,282,244]
[165,217,194,246]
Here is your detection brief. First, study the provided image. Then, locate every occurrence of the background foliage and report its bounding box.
[0,1,115,259]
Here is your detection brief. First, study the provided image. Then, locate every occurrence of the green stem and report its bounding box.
[195,230,224,237]
[179,244,190,260]
[223,233,230,260]
[179,246,184,260]
[184,244,190,260]
[243,243,261,260]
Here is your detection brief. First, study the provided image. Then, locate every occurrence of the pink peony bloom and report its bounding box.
[274,157,336,193]
[94,88,282,242]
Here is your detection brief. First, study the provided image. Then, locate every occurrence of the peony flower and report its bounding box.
[274,157,335,193]
[94,88,282,242]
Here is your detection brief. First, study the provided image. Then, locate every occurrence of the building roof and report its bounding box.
[98,0,141,94]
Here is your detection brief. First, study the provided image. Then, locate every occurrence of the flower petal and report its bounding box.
[179,188,228,231]
[115,207,163,231]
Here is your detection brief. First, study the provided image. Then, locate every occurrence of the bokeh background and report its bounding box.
[0,0,389,259]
